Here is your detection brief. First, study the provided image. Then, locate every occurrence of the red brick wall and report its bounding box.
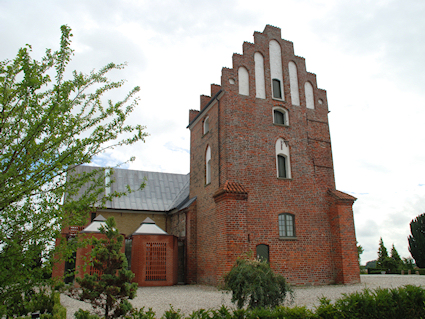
[75,233,105,283]
[131,234,178,286]
[51,235,66,280]
[185,202,198,283]
[214,193,249,284]
[74,233,126,285]
[329,198,361,284]
[188,25,359,285]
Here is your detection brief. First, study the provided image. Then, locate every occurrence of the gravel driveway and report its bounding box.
[61,275,425,318]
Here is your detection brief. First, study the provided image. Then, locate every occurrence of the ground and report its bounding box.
[61,275,425,318]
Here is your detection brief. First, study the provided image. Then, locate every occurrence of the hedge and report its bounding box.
[71,285,425,319]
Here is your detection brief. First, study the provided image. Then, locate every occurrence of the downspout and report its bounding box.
[218,98,221,187]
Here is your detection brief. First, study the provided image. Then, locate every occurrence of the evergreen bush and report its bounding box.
[69,217,137,319]
[223,256,291,309]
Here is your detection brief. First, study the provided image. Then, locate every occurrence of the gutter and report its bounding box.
[186,89,224,129]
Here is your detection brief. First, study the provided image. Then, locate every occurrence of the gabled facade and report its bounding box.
[53,25,359,286]
[185,25,359,285]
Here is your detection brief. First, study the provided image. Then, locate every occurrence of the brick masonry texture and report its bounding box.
[187,25,359,285]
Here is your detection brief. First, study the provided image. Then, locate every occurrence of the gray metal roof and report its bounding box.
[69,165,190,212]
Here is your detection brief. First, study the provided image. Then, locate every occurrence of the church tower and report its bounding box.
[187,25,360,285]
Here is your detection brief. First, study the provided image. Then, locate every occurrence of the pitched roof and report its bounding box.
[213,180,248,197]
[80,214,107,233]
[328,189,357,201]
[69,165,190,212]
[132,217,168,235]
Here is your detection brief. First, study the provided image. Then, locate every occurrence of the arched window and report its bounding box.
[279,213,295,237]
[277,155,287,178]
[238,67,249,96]
[288,61,300,105]
[275,138,291,179]
[273,107,289,125]
[203,116,209,134]
[269,40,284,100]
[205,145,211,184]
[256,244,269,262]
[254,52,265,99]
[305,81,315,109]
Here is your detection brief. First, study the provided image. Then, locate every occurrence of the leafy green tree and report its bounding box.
[0,25,146,312]
[408,213,425,268]
[223,256,291,310]
[377,237,389,270]
[71,217,137,318]
[357,242,364,264]
[365,260,377,269]
[402,257,415,270]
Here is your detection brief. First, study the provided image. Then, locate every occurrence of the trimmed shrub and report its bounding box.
[315,285,425,319]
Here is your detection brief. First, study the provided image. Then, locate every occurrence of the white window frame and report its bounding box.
[279,213,295,238]
[272,107,289,126]
[275,138,291,179]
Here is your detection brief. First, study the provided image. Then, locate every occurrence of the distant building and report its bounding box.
[53,25,360,286]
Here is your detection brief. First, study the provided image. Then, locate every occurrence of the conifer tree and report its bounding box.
[377,237,389,269]
[74,217,137,318]
[408,213,425,268]
[390,244,402,267]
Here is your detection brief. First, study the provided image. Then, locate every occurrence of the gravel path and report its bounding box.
[61,275,425,318]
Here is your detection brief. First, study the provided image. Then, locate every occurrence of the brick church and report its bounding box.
[54,25,360,286]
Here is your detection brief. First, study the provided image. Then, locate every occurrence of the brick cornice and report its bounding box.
[213,180,248,202]
[328,189,357,204]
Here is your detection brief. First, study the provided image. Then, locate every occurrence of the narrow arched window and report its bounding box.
[305,81,315,109]
[203,116,209,134]
[254,52,265,99]
[277,155,287,178]
[288,61,300,105]
[269,40,284,100]
[279,213,295,237]
[205,146,211,184]
[238,67,249,96]
[256,244,269,262]
[275,138,291,179]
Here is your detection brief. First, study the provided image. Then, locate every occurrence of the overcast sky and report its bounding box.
[1,0,424,264]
